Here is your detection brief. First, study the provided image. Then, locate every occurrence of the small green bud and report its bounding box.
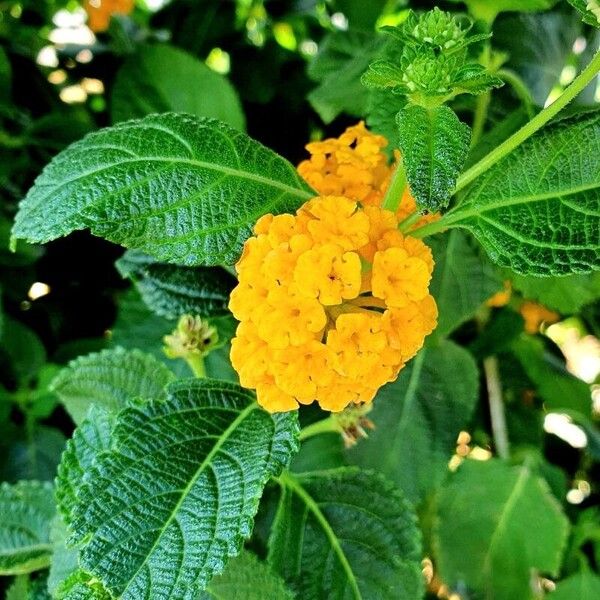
[163,315,218,360]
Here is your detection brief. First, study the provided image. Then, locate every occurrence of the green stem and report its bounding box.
[497,68,535,118]
[185,354,206,378]
[381,158,406,212]
[299,416,341,441]
[398,211,420,233]
[470,43,492,147]
[484,356,510,459]
[456,48,600,194]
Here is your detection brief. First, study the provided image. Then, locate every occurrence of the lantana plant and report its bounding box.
[1,1,600,599]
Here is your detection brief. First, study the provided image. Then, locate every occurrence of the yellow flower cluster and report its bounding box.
[84,0,134,33]
[297,122,439,229]
[229,195,437,412]
[520,301,560,334]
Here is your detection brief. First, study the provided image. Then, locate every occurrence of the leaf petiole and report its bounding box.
[298,417,341,441]
[381,158,406,212]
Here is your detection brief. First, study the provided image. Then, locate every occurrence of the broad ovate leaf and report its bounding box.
[348,340,478,503]
[445,110,600,275]
[116,250,236,320]
[61,379,299,599]
[112,43,245,130]
[428,230,503,336]
[11,113,313,266]
[435,459,569,600]
[396,104,470,212]
[269,468,423,599]
[0,481,55,575]
[51,347,174,425]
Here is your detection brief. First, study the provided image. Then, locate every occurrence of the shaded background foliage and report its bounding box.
[1,0,600,598]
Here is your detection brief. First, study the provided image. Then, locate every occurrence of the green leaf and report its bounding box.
[308,31,382,123]
[449,0,559,22]
[511,335,592,416]
[0,317,46,386]
[511,272,600,313]
[551,571,600,599]
[51,347,174,425]
[568,0,600,28]
[55,570,112,600]
[61,379,299,598]
[201,551,293,599]
[396,105,470,212]
[56,405,115,524]
[0,481,55,575]
[435,459,569,600]
[445,110,600,275]
[6,573,51,600]
[47,517,78,597]
[116,250,236,320]
[269,468,423,599]
[429,230,503,337]
[11,113,313,266]
[348,341,478,503]
[112,43,245,130]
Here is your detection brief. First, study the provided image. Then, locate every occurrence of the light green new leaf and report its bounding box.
[112,44,245,130]
[11,113,313,266]
[511,272,600,313]
[396,105,470,212]
[0,481,55,575]
[116,250,236,320]
[55,570,112,600]
[201,551,293,599]
[429,230,503,337]
[47,517,78,597]
[348,341,478,503]
[444,110,600,275]
[550,571,600,599]
[63,379,299,599]
[51,347,174,425]
[435,459,569,600]
[568,0,600,28]
[449,0,559,22]
[269,468,423,600]
[56,405,115,524]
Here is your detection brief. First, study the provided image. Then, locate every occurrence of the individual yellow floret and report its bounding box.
[520,301,560,334]
[229,193,437,413]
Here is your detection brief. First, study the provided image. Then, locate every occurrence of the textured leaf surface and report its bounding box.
[396,105,470,212]
[55,570,112,600]
[429,230,503,336]
[511,271,600,313]
[550,571,600,599]
[116,250,236,320]
[446,111,600,275]
[435,459,569,600]
[0,481,55,575]
[48,517,78,597]
[11,113,313,266]
[112,43,245,130]
[56,405,115,524]
[201,551,293,599]
[348,341,478,503]
[51,347,174,425]
[64,379,299,599]
[269,468,423,600]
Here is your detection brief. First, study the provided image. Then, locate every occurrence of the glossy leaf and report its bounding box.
[11,113,313,266]
[435,459,569,600]
[348,341,478,503]
[116,250,236,320]
[269,468,423,599]
[396,105,471,212]
[445,110,600,275]
[51,347,174,425]
[568,0,600,28]
[0,481,55,575]
[61,379,299,599]
[112,43,245,130]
